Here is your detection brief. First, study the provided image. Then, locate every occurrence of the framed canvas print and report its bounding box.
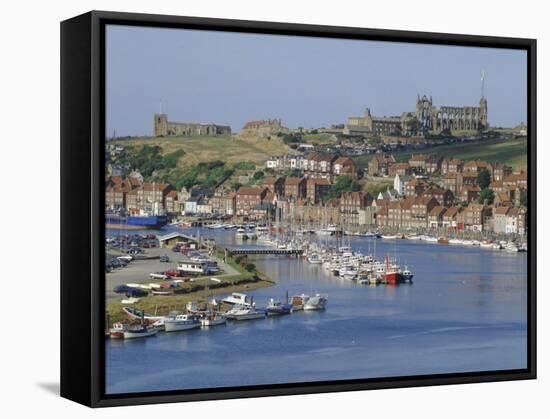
[60,10,536,407]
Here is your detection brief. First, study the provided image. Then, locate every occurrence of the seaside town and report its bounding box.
[103,91,528,341]
[105,150,528,240]
[101,25,529,395]
[106,96,528,240]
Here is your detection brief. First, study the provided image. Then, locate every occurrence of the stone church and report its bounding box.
[154,114,231,137]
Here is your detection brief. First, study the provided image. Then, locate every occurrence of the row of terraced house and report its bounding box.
[266,152,358,180]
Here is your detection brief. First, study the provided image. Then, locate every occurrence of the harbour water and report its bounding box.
[105,227,528,394]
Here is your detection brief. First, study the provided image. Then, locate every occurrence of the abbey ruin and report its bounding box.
[345,94,488,137]
[154,114,231,137]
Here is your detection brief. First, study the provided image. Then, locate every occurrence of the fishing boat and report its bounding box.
[123,325,159,339]
[290,294,309,311]
[437,237,449,245]
[303,294,328,311]
[163,311,201,332]
[383,255,405,285]
[225,305,266,320]
[200,312,227,327]
[265,298,293,315]
[109,322,129,339]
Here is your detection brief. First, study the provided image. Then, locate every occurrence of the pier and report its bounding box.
[226,247,304,256]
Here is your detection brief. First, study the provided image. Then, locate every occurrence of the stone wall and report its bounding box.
[154,114,231,137]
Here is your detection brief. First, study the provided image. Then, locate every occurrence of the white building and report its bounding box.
[184,197,200,214]
[505,213,518,234]
[394,174,412,196]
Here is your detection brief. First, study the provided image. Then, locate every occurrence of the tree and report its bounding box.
[478,188,495,205]
[460,201,469,208]
[477,168,491,189]
[253,170,264,180]
[323,175,361,201]
[244,263,256,272]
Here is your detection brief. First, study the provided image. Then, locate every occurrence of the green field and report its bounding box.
[355,137,528,170]
[114,134,293,168]
[300,133,337,145]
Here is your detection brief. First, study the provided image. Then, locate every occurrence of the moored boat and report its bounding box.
[163,311,201,332]
[265,298,293,315]
[225,305,266,320]
[303,293,328,310]
[109,322,129,339]
[200,312,227,327]
[123,325,158,339]
[290,294,309,311]
[402,266,414,282]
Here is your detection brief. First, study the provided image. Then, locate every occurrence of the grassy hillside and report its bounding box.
[355,137,528,170]
[114,134,293,169]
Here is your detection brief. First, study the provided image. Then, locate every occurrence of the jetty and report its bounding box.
[226,247,303,256]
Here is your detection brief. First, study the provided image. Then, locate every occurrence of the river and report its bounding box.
[105,227,528,394]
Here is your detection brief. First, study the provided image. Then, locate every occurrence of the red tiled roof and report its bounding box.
[237,187,266,196]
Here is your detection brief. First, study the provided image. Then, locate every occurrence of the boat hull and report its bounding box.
[226,312,265,320]
[164,321,201,332]
[200,317,227,326]
[105,214,168,230]
[123,329,158,339]
[384,272,405,284]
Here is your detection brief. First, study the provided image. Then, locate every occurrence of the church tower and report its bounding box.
[479,71,488,129]
[480,96,488,129]
[154,113,168,137]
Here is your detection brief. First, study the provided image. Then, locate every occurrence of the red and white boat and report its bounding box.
[383,255,406,285]
[109,322,129,339]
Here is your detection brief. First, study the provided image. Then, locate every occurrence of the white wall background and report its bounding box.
[0,0,546,416]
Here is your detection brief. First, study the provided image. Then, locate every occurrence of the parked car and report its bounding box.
[160,255,170,263]
[113,284,133,294]
[126,288,148,297]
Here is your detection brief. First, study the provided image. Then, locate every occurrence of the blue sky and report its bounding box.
[106,25,527,137]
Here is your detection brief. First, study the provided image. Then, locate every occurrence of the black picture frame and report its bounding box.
[60,10,537,407]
